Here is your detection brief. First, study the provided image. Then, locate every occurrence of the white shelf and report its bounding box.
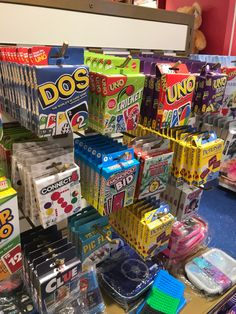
[0,0,193,53]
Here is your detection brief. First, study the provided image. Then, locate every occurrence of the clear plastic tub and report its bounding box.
[185,248,236,295]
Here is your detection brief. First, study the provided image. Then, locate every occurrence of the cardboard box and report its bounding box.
[177,184,203,221]
[156,63,196,128]
[0,181,21,280]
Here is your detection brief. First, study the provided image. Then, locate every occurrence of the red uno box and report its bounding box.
[156,63,196,129]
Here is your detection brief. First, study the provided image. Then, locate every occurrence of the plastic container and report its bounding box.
[185,248,236,295]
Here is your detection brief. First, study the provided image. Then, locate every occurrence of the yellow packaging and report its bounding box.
[140,213,174,259]
[136,207,159,250]
[193,138,224,185]
[130,202,146,244]
[135,205,154,247]
[174,141,187,180]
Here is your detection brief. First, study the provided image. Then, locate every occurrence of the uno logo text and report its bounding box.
[166,76,195,104]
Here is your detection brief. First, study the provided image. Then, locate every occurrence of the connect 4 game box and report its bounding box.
[0,178,22,281]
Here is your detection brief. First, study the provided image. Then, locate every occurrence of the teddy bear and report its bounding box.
[177,2,206,54]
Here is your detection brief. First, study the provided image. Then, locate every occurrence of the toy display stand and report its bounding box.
[0,1,235,314]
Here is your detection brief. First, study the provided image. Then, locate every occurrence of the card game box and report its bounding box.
[34,164,81,228]
[156,63,196,129]
[222,67,236,114]
[0,179,22,281]
[177,184,203,221]
[35,64,89,136]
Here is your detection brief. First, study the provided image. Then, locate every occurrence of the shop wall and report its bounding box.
[166,0,236,55]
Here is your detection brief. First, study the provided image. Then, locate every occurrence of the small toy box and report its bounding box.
[177,184,203,221]
[222,67,236,114]
[156,63,196,128]
[0,178,22,280]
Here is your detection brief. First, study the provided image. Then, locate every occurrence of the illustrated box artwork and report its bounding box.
[0,179,22,281]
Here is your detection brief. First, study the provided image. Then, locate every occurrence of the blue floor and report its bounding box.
[199,185,236,259]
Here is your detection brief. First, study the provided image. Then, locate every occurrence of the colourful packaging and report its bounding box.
[85,52,145,134]
[194,65,227,113]
[134,138,173,199]
[222,67,236,114]
[0,46,89,136]
[0,179,22,281]
[177,184,203,221]
[33,164,81,228]
[192,133,224,185]
[156,63,196,128]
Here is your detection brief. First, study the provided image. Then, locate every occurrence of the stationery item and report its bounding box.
[185,248,236,295]
[137,270,186,314]
[163,216,208,264]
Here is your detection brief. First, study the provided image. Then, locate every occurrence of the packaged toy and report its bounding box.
[0,274,38,314]
[68,206,122,264]
[191,132,224,185]
[0,177,22,281]
[75,266,105,314]
[0,123,40,177]
[21,226,83,314]
[98,245,160,309]
[220,120,236,191]
[131,135,173,199]
[169,129,224,186]
[34,164,81,228]
[11,139,79,227]
[110,200,174,260]
[185,248,236,295]
[74,135,140,215]
[155,63,195,128]
[177,184,203,221]
[85,52,145,134]
[0,45,89,136]
[193,65,227,114]
[222,67,236,114]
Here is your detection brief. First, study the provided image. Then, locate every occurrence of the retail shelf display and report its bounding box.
[0,1,235,314]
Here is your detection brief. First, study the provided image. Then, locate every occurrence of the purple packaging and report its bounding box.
[193,65,227,114]
[151,67,161,130]
[201,71,227,113]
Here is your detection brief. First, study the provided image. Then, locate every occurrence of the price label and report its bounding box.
[2,245,22,273]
